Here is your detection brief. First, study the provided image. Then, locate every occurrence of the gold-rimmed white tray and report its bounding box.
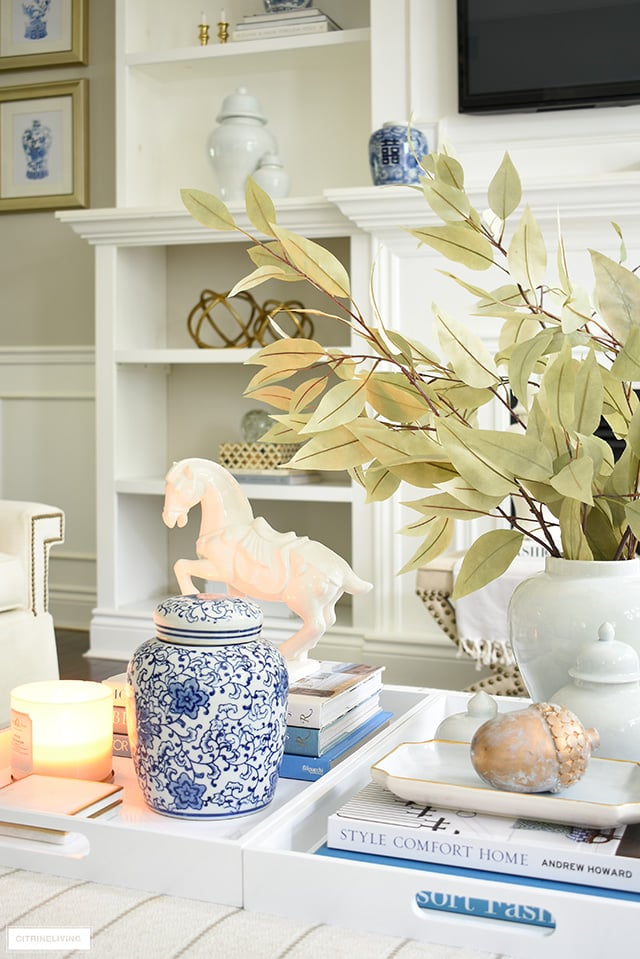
[371,739,640,829]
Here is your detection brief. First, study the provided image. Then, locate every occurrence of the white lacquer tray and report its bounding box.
[0,685,430,906]
[371,739,640,829]
[243,690,640,959]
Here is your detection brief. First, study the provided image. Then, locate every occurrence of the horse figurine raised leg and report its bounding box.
[162,458,373,677]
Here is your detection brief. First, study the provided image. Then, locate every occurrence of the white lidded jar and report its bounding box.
[253,152,290,199]
[207,86,277,202]
[551,622,640,761]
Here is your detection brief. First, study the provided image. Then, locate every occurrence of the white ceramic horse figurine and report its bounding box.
[162,458,373,672]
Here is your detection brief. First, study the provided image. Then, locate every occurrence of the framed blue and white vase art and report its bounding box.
[0,79,88,212]
[0,0,87,71]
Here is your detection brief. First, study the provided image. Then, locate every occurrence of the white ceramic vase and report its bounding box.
[508,557,640,702]
[208,87,277,203]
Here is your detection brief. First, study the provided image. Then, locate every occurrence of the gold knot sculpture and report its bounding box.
[187,289,314,349]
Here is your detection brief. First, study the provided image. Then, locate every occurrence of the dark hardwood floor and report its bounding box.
[55,628,128,682]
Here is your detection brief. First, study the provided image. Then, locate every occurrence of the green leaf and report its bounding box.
[572,350,604,435]
[365,373,434,422]
[434,477,507,511]
[300,378,367,433]
[245,386,292,411]
[270,224,350,298]
[550,455,595,506]
[508,330,553,407]
[538,340,576,431]
[433,308,500,388]
[409,223,495,271]
[397,517,454,575]
[585,503,621,560]
[591,249,640,344]
[392,461,459,488]
[287,427,369,470]
[348,419,446,467]
[245,177,277,236]
[624,500,640,541]
[507,205,547,292]
[361,463,401,503]
[290,376,328,413]
[180,188,236,231]
[230,265,291,295]
[431,152,465,188]
[556,219,571,295]
[437,420,516,497]
[438,419,553,492]
[405,491,491,522]
[559,498,593,560]
[610,325,640,381]
[561,288,592,334]
[451,529,524,599]
[487,152,521,221]
[246,338,326,368]
[422,180,471,222]
[600,368,638,436]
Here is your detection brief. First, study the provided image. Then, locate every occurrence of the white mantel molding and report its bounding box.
[56,199,358,246]
[59,172,640,252]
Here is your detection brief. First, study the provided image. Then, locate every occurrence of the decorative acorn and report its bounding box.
[470,702,600,794]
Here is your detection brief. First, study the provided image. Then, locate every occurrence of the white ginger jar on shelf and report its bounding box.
[207,86,277,202]
[551,622,640,762]
[127,593,288,819]
[253,152,290,199]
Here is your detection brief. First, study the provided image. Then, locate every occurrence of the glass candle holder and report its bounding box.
[10,680,113,782]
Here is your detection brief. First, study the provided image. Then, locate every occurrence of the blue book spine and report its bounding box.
[278,711,392,780]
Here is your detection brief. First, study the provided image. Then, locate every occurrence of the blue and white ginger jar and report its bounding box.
[368,122,428,186]
[127,593,288,819]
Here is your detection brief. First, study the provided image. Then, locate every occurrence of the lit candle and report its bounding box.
[200,10,208,25]
[10,680,114,782]
[220,9,226,22]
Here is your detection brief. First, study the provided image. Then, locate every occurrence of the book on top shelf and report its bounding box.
[287,662,384,728]
[237,7,330,24]
[231,12,340,42]
[326,781,640,896]
[285,693,380,757]
[279,710,392,781]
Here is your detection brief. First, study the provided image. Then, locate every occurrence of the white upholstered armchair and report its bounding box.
[0,501,64,726]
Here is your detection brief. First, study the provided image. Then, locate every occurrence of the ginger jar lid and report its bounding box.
[216,86,267,124]
[568,622,640,684]
[154,593,263,646]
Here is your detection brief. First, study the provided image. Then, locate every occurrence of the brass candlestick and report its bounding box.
[198,22,210,45]
[217,19,229,43]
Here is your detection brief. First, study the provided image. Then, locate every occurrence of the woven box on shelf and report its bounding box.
[218,442,300,473]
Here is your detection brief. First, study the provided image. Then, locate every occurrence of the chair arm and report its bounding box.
[0,502,64,615]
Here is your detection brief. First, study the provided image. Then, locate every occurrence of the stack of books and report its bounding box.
[103,673,131,758]
[104,662,390,782]
[281,662,389,781]
[324,780,640,897]
[231,7,341,42]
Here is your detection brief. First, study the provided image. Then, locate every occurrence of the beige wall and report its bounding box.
[0,0,115,626]
[0,0,115,346]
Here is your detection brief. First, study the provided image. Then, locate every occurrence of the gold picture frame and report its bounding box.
[0,78,88,213]
[0,0,87,71]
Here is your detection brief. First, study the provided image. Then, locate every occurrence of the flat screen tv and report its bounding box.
[458,0,640,114]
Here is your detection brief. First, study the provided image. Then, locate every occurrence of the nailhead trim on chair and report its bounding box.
[29,511,64,615]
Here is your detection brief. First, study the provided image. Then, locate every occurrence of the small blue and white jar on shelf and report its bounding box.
[368,122,428,186]
[127,593,288,819]
[263,0,312,11]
